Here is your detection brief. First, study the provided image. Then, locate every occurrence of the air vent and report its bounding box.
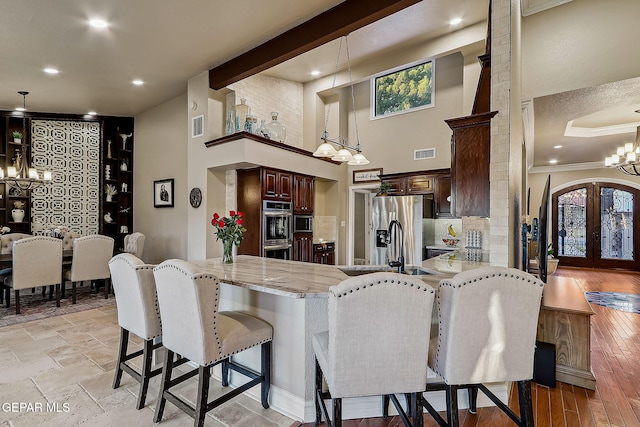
[192,115,204,138]
[414,148,435,160]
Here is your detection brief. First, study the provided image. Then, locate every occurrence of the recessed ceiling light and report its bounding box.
[310,70,320,76]
[549,159,558,164]
[553,145,562,149]
[132,79,144,86]
[450,18,462,25]
[89,19,109,28]
[87,111,97,116]
[43,68,59,74]
[15,107,26,112]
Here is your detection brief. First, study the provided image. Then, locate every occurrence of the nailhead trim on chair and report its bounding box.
[332,277,435,298]
[432,269,544,381]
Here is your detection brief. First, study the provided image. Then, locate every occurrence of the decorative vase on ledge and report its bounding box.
[11,209,25,223]
[222,239,234,264]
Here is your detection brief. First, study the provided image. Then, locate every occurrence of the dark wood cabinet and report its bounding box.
[407,175,434,194]
[385,177,407,196]
[434,175,452,218]
[446,112,496,217]
[313,242,335,265]
[0,116,32,233]
[293,174,314,214]
[293,232,313,262]
[262,168,292,202]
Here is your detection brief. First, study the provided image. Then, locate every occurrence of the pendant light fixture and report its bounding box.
[604,122,640,175]
[313,35,369,165]
[0,91,52,190]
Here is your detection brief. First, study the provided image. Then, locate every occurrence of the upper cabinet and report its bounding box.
[434,174,452,218]
[293,174,315,214]
[262,168,292,202]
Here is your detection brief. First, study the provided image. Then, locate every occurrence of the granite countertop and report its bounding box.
[425,245,458,250]
[191,250,491,300]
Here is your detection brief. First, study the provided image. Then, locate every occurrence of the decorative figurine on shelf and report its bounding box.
[104,212,113,223]
[12,131,22,143]
[121,182,128,193]
[107,139,112,158]
[13,149,22,174]
[119,206,131,213]
[120,159,128,171]
[12,200,26,223]
[119,133,132,150]
[105,164,111,180]
[105,184,117,202]
[120,225,129,234]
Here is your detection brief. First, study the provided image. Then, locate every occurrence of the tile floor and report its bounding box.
[0,306,296,427]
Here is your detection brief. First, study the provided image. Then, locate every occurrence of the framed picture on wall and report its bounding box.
[154,178,174,208]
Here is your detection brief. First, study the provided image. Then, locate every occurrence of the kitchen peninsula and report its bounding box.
[191,253,506,422]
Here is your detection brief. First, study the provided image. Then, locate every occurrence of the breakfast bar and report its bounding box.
[191,253,511,422]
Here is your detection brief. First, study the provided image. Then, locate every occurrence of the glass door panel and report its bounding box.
[600,187,634,260]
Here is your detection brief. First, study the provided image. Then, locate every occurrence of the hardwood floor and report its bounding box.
[291,268,640,427]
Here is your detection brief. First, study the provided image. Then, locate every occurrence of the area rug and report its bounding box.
[585,291,640,314]
[0,285,115,327]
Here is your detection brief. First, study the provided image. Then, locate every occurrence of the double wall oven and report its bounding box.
[262,201,292,259]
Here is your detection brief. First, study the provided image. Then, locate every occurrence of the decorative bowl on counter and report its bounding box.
[442,238,460,247]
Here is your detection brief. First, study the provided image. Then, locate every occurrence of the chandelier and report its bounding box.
[605,125,640,175]
[313,35,369,165]
[0,91,52,190]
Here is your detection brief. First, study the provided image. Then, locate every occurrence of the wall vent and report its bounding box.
[414,148,435,160]
[192,114,204,138]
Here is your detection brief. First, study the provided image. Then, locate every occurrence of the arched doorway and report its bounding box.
[553,182,640,270]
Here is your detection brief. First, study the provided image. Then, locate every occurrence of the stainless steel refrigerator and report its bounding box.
[370,195,423,266]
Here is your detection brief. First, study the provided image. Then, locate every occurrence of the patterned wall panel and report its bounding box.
[31,120,100,236]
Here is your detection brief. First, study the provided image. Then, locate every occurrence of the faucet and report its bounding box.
[387,219,405,273]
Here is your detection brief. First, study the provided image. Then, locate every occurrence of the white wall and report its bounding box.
[134,93,189,263]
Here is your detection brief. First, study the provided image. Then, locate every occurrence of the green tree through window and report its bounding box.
[374,61,433,117]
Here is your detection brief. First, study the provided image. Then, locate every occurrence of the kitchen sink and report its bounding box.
[337,265,439,277]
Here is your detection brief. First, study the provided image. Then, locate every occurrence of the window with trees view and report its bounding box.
[371,59,434,118]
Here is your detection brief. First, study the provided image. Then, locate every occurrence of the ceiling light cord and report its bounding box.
[345,35,362,153]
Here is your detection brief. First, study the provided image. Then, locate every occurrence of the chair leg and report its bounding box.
[221,358,230,386]
[446,385,460,427]
[517,380,534,427]
[382,395,390,419]
[261,341,271,409]
[55,284,60,307]
[411,392,424,427]
[104,278,109,299]
[468,386,478,414]
[113,328,129,389]
[72,282,77,304]
[195,365,211,427]
[14,289,20,314]
[332,398,342,427]
[5,287,10,308]
[153,349,175,423]
[315,358,323,426]
[136,338,154,409]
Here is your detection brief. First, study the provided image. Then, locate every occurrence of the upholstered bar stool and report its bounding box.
[152,259,273,427]
[313,272,435,427]
[109,253,165,409]
[421,267,544,427]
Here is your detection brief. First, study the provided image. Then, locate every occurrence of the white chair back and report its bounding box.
[153,259,221,366]
[123,232,145,259]
[432,266,544,385]
[109,253,161,340]
[70,235,114,282]
[62,231,81,251]
[11,236,62,291]
[325,272,435,397]
[1,233,32,254]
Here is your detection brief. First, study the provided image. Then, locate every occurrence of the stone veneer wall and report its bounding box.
[229,74,303,147]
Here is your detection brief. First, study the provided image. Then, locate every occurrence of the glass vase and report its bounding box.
[265,112,286,142]
[222,239,234,264]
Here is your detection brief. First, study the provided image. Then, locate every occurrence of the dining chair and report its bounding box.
[4,236,63,314]
[109,253,166,409]
[61,231,81,251]
[421,267,544,427]
[64,235,114,303]
[152,259,273,427]
[313,272,435,427]
[123,232,145,259]
[1,233,33,305]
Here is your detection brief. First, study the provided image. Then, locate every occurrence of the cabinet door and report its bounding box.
[385,177,407,196]
[293,232,312,262]
[293,175,306,213]
[434,175,452,218]
[277,172,293,202]
[262,169,279,200]
[325,250,335,265]
[313,252,325,264]
[407,175,433,194]
[304,176,315,213]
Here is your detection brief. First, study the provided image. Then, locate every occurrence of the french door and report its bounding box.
[552,182,640,270]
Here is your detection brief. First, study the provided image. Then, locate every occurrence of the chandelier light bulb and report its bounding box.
[347,153,370,165]
[331,149,355,162]
[313,142,338,158]
[625,142,634,153]
[617,146,625,156]
[627,152,636,163]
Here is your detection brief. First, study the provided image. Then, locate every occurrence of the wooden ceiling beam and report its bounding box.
[209,0,422,90]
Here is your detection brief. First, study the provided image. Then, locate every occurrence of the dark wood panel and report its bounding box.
[208,0,421,89]
[237,168,262,256]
